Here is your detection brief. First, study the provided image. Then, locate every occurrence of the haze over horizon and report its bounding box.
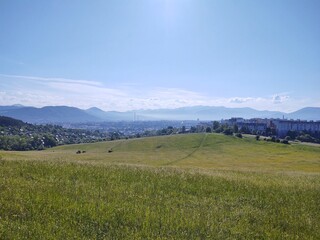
[1,1,319,112]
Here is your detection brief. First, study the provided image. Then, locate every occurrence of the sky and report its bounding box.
[0,0,319,112]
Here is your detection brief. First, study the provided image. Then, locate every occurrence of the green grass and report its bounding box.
[0,133,320,239]
[2,133,320,172]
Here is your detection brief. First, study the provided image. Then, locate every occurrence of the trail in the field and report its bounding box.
[164,133,208,165]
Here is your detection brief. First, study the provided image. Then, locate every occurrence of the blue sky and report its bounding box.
[0,0,319,112]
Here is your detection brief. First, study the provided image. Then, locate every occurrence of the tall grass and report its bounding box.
[1,160,319,239]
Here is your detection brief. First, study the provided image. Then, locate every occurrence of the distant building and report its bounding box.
[222,118,320,137]
[271,119,320,137]
[221,118,269,134]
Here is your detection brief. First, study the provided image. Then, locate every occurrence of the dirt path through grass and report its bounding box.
[164,133,208,165]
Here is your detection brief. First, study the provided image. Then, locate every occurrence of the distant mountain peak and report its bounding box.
[87,107,104,112]
[287,107,320,121]
[12,104,25,107]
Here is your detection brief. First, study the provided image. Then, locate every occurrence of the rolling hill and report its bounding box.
[3,132,320,172]
[0,106,100,123]
[1,133,319,238]
[0,115,28,127]
[286,107,320,120]
[85,107,134,121]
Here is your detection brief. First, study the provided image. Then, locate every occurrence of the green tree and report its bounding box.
[223,128,233,135]
[190,127,197,133]
[233,124,239,133]
[212,121,220,130]
[43,134,57,148]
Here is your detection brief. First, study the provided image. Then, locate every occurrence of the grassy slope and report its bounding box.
[0,133,320,239]
[2,133,320,172]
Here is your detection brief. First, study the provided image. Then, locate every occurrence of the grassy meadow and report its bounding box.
[0,133,320,239]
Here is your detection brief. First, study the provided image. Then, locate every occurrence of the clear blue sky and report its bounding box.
[0,0,319,112]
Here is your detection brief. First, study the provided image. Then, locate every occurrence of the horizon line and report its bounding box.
[0,103,317,114]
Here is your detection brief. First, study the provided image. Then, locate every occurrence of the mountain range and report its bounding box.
[0,105,319,124]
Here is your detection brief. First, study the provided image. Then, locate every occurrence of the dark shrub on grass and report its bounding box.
[235,133,243,138]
